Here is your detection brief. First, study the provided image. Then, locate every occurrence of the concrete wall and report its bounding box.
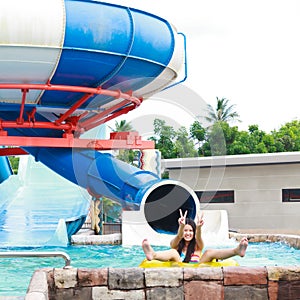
[163,152,300,233]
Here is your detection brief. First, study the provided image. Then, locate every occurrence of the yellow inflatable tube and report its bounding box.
[139,258,239,268]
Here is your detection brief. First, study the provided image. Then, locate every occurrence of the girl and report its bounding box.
[142,209,248,263]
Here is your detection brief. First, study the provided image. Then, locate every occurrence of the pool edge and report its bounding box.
[25,232,300,299]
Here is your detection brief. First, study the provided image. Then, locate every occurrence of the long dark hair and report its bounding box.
[177,218,196,263]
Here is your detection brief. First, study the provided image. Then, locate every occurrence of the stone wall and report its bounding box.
[26,265,300,300]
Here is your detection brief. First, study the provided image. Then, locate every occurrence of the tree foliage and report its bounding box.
[175,127,198,158]
[8,155,19,174]
[148,98,300,158]
[102,197,122,222]
[114,119,133,132]
[113,119,138,165]
[272,120,300,152]
[206,97,241,125]
[150,119,177,158]
[149,119,197,159]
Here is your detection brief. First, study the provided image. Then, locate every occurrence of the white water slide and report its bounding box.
[122,209,232,247]
[0,155,91,247]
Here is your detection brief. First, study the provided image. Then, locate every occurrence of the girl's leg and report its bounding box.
[200,237,248,263]
[142,239,181,262]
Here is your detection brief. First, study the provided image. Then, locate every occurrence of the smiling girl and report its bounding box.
[142,209,248,264]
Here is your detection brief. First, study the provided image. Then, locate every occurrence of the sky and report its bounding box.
[105,0,300,134]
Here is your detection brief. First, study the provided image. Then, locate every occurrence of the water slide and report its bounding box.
[0,0,201,245]
[0,156,12,183]
[0,155,91,247]
[123,206,231,246]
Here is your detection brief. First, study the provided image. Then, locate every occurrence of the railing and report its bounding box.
[81,221,122,235]
[0,251,71,268]
[103,223,122,235]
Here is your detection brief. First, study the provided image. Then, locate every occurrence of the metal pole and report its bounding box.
[0,251,71,268]
[99,196,103,235]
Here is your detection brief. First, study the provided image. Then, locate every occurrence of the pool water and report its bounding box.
[233,242,300,267]
[1,242,300,297]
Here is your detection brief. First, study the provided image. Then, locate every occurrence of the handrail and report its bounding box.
[0,251,71,268]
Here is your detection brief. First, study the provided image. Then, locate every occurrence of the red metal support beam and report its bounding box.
[17,89,28,124]
[0,83,145,150]
[0,84,141,105]
[0,147,28,156]
[0,120,74,131]
[55,93,94,126]
[0,132,154,156]
[80,99,131,131]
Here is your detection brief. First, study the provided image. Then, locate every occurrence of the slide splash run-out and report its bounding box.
[0,0,199,245]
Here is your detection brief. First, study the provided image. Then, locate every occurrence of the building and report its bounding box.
[163,152,300,234]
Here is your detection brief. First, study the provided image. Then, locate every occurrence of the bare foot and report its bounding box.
[142,239,155,261]
[236,237,248,257]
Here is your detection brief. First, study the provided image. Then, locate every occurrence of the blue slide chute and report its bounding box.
[0,156,12,183]
[25,146,198,234]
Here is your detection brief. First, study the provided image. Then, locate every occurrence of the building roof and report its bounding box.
[163,152,300,169]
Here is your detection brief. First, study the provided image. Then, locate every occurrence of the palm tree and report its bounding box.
[114,119,133,132]
[206,97,240,124]
[112,119,137,164]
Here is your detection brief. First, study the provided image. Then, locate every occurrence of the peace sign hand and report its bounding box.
[178,209,187,225]
[196,211,204,227]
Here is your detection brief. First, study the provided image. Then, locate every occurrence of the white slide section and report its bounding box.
[0,155,91,247]
[0,0,65,103]
[122,209,231,247]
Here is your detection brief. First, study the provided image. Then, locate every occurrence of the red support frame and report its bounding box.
[0,83,154,156]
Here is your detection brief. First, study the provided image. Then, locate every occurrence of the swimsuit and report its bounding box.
[180,252,201,263]
[190,254,200,263]
[180,252,185,261]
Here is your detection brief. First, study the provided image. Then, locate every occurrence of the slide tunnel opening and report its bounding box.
[144,183,197,234]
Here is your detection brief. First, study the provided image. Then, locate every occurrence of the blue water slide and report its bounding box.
[0,155,13,216]
[44,0,177,106]
[0,0,185,124]
[0,0,185,140]
[0,0,195,237]
[25,146,198,234]
[0,156,12,183]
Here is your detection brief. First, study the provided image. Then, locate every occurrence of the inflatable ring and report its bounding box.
[139,258,239,268]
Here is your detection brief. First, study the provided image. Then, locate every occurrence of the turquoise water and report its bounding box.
[0,242,300,297]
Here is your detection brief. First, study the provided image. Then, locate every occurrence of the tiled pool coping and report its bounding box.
[25,233,300,299]
[70,231,300,249]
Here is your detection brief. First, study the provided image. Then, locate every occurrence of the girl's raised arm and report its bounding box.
[195,211,204,251]
[170,209,187,249]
